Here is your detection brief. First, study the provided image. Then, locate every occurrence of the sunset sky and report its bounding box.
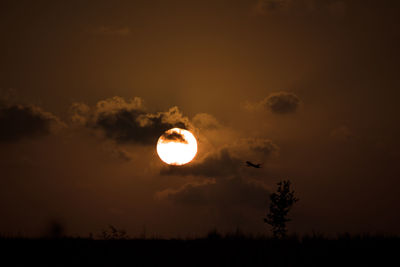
[1,0,399,237]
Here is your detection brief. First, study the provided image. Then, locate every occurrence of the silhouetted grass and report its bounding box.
[0,231,399,266]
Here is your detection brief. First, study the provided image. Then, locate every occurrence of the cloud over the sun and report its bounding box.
[70,96,190,145]
[161,131,188,144]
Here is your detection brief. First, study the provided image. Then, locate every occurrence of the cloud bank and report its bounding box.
[158,137,277,211]
[70,97,190,145]
[0,104,63,143]
[157,177,270,210]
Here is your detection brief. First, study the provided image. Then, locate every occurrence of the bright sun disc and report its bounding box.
[157,128,197,166]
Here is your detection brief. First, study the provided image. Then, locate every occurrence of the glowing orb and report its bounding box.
[156,128,197,165]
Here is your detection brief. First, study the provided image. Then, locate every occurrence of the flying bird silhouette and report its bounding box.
[246,161,262,168]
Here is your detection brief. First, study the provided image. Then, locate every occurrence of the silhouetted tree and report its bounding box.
[264,180,299,239]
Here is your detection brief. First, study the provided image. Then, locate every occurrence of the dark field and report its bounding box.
[1,233,399,266]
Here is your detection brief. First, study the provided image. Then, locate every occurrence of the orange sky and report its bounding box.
[0,0,399,237]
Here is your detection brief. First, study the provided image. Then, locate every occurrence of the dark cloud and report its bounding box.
[263,91,300,114]
[0,104,61,143]
[95,109,185,145]
[95,108,187,145]
[161,148,242,178]
[161,138,278,178]
[157,177,270,210]
[161,131,188,144]
[71,97,190,145]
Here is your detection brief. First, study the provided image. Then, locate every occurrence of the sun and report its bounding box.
[156,128,197,165]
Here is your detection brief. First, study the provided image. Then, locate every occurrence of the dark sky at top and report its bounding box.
[0,0,399,237]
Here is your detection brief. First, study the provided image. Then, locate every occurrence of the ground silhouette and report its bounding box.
[0,232,398,266]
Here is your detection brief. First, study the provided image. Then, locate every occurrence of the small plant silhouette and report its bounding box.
[264,180,299,239]
[100,225,127,240]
